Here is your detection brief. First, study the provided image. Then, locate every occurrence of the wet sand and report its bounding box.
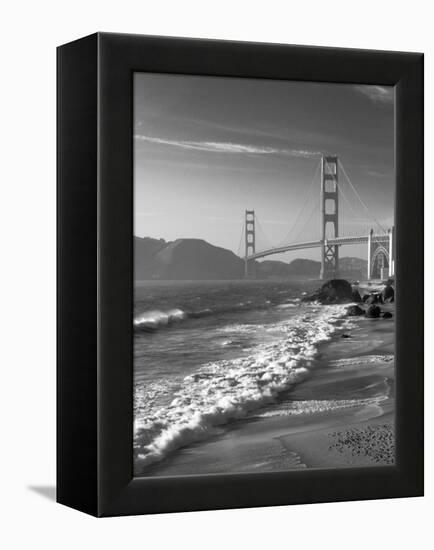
[143,302,395,477]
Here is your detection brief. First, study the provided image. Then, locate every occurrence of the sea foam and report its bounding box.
[134,304,350,470]
[329,355,394,368]
[133,308,186,330]
[255,396,387,418]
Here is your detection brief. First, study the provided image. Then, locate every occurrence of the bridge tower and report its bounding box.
[320,155,339,280]
[244,210,256,279]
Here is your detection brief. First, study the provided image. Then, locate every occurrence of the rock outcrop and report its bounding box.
[351,289,362,303]
[381,284,395,303]
[346,305,365,316]
[363,293,381,305]
[302,279,354,304]
[365,305,381,318]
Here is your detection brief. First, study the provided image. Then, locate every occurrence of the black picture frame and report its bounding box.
[57,32,424,517]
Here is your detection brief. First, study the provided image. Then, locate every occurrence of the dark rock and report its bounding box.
[341,333,351,338]
[365,293,381,305]
[381,285,395,303]
[351,289,362,303]
[302,279,353,304]
[346,305,365,316]
[366,305,381,318]
[382,311,393,319]
[301,292,318,302]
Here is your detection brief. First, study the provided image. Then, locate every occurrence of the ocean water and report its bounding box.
[133,280,356,473]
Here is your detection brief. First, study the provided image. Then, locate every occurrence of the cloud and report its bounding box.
[354,85,394,104]
[134,134,322,158]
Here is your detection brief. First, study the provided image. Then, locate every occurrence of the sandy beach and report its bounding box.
[143,299,395,477]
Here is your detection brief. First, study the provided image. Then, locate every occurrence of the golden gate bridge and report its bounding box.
[238,155,394,280]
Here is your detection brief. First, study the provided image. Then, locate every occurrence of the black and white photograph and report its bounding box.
[1,0,429,540]
[133,74,396,477]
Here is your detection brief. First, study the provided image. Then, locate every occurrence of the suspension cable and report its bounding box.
[293,198,320,242]
[338,159,386,233]
[277,159,321,246]
[255,214,276,251]
[337,178,368,227]
[236,221,245,257]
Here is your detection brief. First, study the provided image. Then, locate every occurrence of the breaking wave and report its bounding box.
[133,298,302,332]
[133,309,187,331]
[134,304,351,471]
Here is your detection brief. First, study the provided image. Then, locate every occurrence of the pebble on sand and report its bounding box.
[328,424,395,465]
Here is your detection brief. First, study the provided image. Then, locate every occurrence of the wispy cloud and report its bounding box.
[134,134,322,158]
[354,85,394,104]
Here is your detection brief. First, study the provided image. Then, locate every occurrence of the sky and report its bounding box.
[134,73,394,262]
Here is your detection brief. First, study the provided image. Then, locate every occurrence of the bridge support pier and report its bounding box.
[367,227,395,280]
[320,155,339,280]
[244,210,256,279]
[367,229,372,280]
[388,227,394,278]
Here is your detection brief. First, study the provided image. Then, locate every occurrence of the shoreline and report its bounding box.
[138,301,395,477]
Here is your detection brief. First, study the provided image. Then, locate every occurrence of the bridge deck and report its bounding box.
[246,234,389,261]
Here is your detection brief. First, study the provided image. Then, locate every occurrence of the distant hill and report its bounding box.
[256,258,319,279]
[339,257,368,281]
[134,236,367,281]
[257,257,367,281]
[134,236,244,280]
[134,237,168,279]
